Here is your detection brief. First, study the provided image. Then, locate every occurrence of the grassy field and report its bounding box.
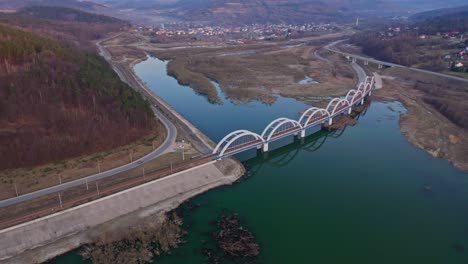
[147,43,356,104]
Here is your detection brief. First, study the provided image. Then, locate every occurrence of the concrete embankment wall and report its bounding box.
[0,158,244,264]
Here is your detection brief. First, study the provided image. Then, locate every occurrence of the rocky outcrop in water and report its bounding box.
[213,214,260,257]
[80,212,185,264]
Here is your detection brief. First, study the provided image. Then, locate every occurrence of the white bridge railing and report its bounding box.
[213,76,375,160]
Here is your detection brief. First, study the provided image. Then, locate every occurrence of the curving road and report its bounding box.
[351,61,367,84]
[0,39,178,209]
[314,41,367,84]
[325,40,468,83]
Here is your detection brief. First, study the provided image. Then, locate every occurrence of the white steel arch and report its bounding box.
[299,108,330,127]
[213,129,264,154]
[345,89,357,103]
[326,98,341,114]
[357,82,366,95]
[265,119,302,141]
[261,117,302,141]
[365,76,370,84]
[365,83,372,94]
[345,89,363,105]
[326,98,350,116]
[261,118,296,138]
[299,107,321,125]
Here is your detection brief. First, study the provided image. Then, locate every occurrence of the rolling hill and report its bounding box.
[92,0,468,24]
[0,10,154,170]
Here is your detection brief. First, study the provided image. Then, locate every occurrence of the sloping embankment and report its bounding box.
[0,158,244,263]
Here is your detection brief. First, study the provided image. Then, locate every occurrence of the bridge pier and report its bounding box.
[378,64,383,69]
[361,98,364,105]
[328,118,333,126]
[300,129,305,138]
[364,60,369,66]
[263,143,269,152]
[348,107,352,114]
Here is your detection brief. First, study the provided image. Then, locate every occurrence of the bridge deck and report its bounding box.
[213,78,375,160]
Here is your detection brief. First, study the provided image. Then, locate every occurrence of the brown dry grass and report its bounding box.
[374,79,468,171]
[150,44,355,104]
[0,122,167,200]
[0,146,202,230]
[101,32,145,46]
[107,46,146,61]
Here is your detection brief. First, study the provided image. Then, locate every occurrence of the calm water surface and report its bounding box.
[52,57,468,264]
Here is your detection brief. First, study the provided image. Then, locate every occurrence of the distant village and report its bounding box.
[381,26,467,73]
[135,22,338,43]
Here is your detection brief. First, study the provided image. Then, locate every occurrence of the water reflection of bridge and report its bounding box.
[245,119,362,176]
[212,76,375,160]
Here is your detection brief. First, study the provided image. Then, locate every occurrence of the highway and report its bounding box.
[314,41,367,85]
[0,107,177,208]
[0,39,178,209]
[351,61,367,84]
[325,40,468,84]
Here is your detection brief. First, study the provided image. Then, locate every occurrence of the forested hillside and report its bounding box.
[416,11,468,35]
[0,6,129,49]
[0,23,155,169]
[18,6,123,24]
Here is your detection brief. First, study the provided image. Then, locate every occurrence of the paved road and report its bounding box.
[314,40,367,84]
[0,40,178,209]
[325,40,468,84]
[351,61,367,84]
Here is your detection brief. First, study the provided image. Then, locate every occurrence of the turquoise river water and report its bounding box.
[52,56,468,264]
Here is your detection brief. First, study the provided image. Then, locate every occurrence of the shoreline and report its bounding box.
[374,81,468,172]
[0,158,245,264]
[0,36,247,263]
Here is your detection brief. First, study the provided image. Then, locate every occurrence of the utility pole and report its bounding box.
[182,149,185,161]
[96,182,100,196]
[142,168,145,179]
[85,178,89,191]
[356,17,359,27]
[98,161,101,173]
[58,193,63,209]
[14,182,18,197]
[59,175,62,185]
[170,161,173,173]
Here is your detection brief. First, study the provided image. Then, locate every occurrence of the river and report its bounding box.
[52,56,468,264]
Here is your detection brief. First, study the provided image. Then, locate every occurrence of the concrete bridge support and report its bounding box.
[328,118,333,126]
[348,107,352,114]
[364,61,369,66]
[263,143,269,152]
[378,64,383,69]
[300,129,305,138]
